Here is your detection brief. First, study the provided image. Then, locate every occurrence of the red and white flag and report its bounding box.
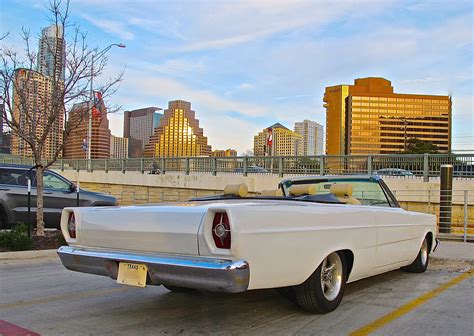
[267,128,273,147]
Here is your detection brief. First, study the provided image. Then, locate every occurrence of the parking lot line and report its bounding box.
[0,286,131,310]
[349,269,473,336]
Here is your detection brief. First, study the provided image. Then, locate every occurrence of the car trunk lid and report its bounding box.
[74,204,207,255]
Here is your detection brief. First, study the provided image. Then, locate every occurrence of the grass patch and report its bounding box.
[0,223,33,251]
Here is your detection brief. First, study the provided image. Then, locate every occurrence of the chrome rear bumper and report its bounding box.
[57,246,249,293]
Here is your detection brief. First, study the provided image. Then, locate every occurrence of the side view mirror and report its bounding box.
[69,183,77,193]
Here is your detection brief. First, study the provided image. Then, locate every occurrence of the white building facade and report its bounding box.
[110,135,129,158]
[294,120,324,156]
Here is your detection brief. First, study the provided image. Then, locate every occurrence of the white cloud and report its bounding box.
[138,59,207,75]
[237,83,255,90]
[123,71,269,118]
[80,14,135,40]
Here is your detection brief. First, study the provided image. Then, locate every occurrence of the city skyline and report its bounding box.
[1,0,472,153]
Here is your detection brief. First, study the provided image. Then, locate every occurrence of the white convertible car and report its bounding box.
[58,175,438,314]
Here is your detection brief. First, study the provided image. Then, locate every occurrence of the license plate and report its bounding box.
[117,262,148,288]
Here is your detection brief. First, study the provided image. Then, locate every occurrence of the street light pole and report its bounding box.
[403,118,408,151]
[87,43,125,170]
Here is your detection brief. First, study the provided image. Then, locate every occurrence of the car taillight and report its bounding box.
[68,212,76,238]
[212,212,231,249]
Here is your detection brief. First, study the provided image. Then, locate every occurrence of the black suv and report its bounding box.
[0,164,117,229]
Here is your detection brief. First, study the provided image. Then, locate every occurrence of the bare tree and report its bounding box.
[0,0,123,236]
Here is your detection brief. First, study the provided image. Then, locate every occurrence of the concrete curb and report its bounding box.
[0,249,58,260]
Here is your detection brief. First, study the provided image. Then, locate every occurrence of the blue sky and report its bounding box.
[1,0,473,153]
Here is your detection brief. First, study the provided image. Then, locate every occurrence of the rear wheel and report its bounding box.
[403,236,429,273]
[294,251,347,314]
[276,286,297,302]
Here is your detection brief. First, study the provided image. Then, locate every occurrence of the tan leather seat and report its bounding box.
[288,184,317,196]
[224,183,248,197]
[259,189,283,196]
[330,184,361,205]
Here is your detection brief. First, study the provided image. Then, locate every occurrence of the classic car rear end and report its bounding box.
[58,176,437,314]
[59,203,250,293]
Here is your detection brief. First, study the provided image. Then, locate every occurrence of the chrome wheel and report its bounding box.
[320,252,343,301]
[420,238,428,266]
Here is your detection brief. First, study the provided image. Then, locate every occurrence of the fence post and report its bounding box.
[105,159,108,173]
[319,156,325,176]
[278,157,284,178]
[76,159,80,172]
[121,159,126,174]
[423,153,429,182]
[243,156,248,177]
[60,158,64,172]
[185,158,190,175]
[464,190,468,243]
[439,164,453,234]
[212,157,217,176]
[367,155,373,175]
[140,158,144,174]
[161,157,166,175]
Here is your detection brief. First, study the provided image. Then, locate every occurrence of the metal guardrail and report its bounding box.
[1,154,473,179]
[393,189,473,242]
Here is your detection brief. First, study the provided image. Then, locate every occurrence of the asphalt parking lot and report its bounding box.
[0,256,472,336]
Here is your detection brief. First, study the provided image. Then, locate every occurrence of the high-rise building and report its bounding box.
[324,77,451,155]
[11,69,64,158]
[0,102,9,153]
[110,135,129,158]
[37,25,65,79]
[144,100,212,157]
[254,123,303,157]
[124,107,163,157]
[294,120,324,156]
[63,95,111,159]
[212,149,238,157]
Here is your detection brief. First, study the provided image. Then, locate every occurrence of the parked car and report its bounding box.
[373,168,414,176]
[0,164,118,229]
[57,175,437,314]
[233,166,269,173]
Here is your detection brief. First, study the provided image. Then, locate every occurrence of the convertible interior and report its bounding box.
[191,177,398,207]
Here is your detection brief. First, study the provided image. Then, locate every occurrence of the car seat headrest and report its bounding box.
[288,184,317,196]
[223,183,248,197]
[330,184,353,197]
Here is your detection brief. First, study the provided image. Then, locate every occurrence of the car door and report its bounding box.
[0,167,35,227]
[370,183,416,270]
[33,171,77,228]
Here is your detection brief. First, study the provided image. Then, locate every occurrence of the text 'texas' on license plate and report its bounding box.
[117,262,148,288]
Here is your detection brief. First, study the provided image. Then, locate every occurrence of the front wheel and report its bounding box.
[294,251,347,314]
[403,236,429,273]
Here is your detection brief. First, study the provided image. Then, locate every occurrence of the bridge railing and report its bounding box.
[0,153,473,179]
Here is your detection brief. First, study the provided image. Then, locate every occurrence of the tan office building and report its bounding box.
[324,77,451,155]
[63,98,111,159]
[144,100,212,157]
[254,123,303,157]
[212,149,237,157]
[11,69,64,158]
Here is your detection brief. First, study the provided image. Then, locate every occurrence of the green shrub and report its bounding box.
[0,223,33,251]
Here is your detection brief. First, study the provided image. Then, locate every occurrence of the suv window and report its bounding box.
[0,168,31,186]
[42,172,71,191]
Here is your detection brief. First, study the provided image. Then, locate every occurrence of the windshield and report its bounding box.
[282,178,396,207]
